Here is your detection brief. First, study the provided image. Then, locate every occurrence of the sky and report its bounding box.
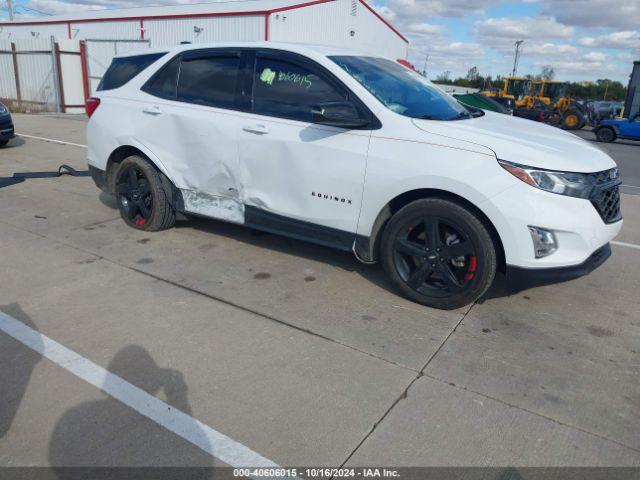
[1,0,639,83]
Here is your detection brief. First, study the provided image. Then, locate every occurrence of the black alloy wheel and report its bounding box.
[381,198,497,310]
[113,155,176,231]
[393,216,477,298]
[117,164,153,228]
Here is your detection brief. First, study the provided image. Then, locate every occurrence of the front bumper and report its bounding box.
[0,117,14,141]
[483,180,623,269]
[505,243,611,293]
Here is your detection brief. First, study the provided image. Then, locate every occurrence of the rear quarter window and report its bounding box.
[98,53,167,91]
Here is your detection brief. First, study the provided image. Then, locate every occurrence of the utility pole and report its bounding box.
[511,40,524,77]
[423,54,429,78]
[6,0,14,20]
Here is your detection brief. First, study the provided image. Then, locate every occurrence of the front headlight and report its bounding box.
[0,103,7,115]
[498,160,592,199]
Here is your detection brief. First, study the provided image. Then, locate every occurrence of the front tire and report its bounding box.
[380,198,497,310]
[0,140,8,147]
[115,155,176,231]
[596,127,615,143]
[561,109,583,130]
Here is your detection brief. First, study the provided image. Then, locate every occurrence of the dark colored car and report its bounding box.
[594,112,640,143]
[0,101,15,147]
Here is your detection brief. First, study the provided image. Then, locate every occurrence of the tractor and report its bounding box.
[481,77,534,108]
[530,80,587,130]
[481,77,551,123]
[480,78,588,130]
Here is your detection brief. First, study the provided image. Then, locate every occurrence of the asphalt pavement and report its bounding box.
[1,115,639,472]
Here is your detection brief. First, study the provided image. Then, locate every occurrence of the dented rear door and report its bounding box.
[136,49,245,223]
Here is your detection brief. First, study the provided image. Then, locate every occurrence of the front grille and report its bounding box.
[589,168,622,224]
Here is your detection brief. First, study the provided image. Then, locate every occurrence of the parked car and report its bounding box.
[595,112,640,142]
[86,43,622,309]
[0,101,15,147]
[591,101,623,121]
[453,93,512,115]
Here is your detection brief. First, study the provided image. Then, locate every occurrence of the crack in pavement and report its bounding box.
[421,372,640,455]
[337,302,475,469]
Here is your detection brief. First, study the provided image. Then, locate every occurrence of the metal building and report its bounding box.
[623,61,640,118]
[0,0,408,61]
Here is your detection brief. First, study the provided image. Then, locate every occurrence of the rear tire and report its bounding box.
[115,155,176,231]
[596,127,616,143]
[0,140,8,147]
[380,198,497,310]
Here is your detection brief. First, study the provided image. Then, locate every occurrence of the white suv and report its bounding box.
[86,42,622,309]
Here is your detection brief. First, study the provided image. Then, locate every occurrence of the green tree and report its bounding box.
[540,65,555,81]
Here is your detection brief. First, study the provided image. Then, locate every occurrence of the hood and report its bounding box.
[412,111,616,173]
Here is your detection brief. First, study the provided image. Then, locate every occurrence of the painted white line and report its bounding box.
[0,311,278,468]
[622,184,640,190]
[17,133,87,149]
[612,240,640,251]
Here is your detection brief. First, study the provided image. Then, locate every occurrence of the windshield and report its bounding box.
[506,79,529,98]
[330,55,472,120]
[544,83,566,100]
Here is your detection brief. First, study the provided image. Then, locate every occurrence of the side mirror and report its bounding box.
[311,102,369,129]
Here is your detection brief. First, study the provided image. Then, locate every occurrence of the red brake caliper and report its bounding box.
[465,256,477,280]
[135,217,147,226]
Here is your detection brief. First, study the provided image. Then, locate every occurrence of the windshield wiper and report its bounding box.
[448,111,473,121]
[416,114,437,120]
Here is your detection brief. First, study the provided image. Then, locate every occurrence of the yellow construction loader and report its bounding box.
[481,77,534,107]
[530,80,587,130]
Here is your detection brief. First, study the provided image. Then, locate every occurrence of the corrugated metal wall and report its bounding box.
[70,20,141,40]
[57,39,85,113]
[0,40,17,100]
[0,23,68,40]
[145,15,264,46]
[352,1,408,60]
[268,0,407,60]
[0,1,407,57]
[0,38,58,111]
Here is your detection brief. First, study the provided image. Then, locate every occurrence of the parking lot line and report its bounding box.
[0,311,279,469]
[612,240,640,250]
[17,133,87,149]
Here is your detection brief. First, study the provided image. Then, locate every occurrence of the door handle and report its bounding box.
[242,124,269,135]
[143,106,162,116]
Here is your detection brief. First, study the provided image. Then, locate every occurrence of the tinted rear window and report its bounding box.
[177,55,241,109]
[98,53,167,91]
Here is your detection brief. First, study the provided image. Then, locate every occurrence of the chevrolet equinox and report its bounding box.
[87,43,622,309]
